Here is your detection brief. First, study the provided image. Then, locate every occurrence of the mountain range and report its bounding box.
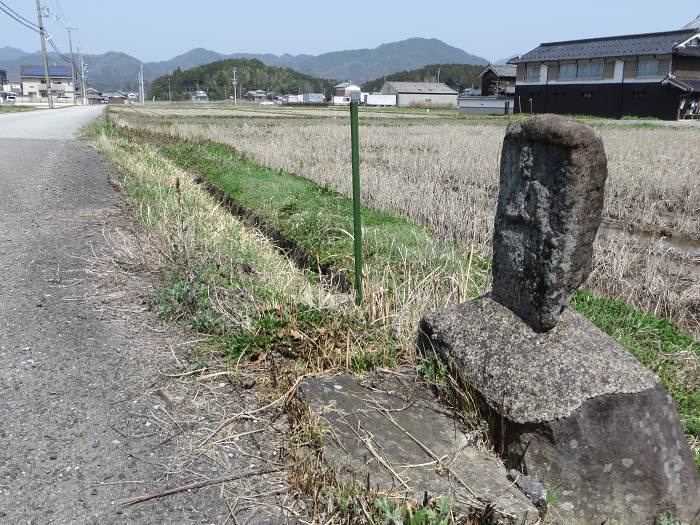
[0,38,489,91]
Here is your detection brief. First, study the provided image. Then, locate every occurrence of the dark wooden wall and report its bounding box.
[514,83,683,120]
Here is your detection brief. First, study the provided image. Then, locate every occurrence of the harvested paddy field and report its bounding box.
[113,104,700,335]
[87,108,700,515]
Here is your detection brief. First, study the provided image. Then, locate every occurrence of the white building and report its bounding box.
[334,81,362,100]
[332,96,351,105]
[363,93,396,106]
[281,94,301,103]
[20,65,75,102]
[191,90,208,102]
[380,81,458,108]
[458,95,514,115]
[302,93,325,103]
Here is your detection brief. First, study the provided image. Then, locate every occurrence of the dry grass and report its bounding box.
[86,108,698,519]
[90,127,506,522]
[112,106,700,334]
[95,129,339,323]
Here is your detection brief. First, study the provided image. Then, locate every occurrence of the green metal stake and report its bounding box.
[350,100,363,304]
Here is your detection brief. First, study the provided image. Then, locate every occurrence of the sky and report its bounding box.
[2,0,699,63]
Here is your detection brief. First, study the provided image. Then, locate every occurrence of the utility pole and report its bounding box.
[168,77,171,103]
[78,47,87,106]
[232,67,237,106]
[437,67,441,83]
[35,0,53,109]
[139,64,145,106]
[66,27,77,105]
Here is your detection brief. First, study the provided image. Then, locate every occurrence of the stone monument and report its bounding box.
[419,115,700,524]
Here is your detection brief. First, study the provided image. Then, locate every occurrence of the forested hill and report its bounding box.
[149,58,337,101]
[362,63,485,93]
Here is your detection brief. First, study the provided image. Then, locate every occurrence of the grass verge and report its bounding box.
[85,118,399,381]
[89,117,699,469]
[130,127,489,351]
[87,117,487,522]
[0,104,35,112]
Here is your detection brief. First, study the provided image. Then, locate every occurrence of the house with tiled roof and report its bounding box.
[510,25,700,120]
[478,64,517,96]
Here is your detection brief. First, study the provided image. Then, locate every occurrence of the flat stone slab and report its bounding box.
[421,295,657,423]
[298,369,538,523]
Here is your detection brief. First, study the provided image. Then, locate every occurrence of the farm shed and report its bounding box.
[511,27,700,120]
[334,82,361,99]
[380,81,458,108]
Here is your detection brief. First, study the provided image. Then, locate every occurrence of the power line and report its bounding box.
[0,3,40,32]
[0,0,39,28]
[0,1,71,63]
[47,38,71,63]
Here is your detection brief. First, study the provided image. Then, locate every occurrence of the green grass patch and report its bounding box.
[326,485,453,525]
[222,303,397,371]
[87,117,399,376]
[0,104,35,112]
[146,135,485,297]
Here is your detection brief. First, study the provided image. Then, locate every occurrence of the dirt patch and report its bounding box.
[0,136,308,523]
[80,195,316,523]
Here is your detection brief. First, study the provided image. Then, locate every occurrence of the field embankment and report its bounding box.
[87,114,699,470]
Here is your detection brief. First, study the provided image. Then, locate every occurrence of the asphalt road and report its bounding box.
[0,107,231,523]
[0,106,106,139]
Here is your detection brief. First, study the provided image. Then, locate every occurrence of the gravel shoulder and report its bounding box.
[0,111,291,523]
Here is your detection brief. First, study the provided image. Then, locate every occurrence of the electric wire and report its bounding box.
[0,1,72,63]
[47,38,71,63]
[2,0,85,87]
[0,0,39,29]
[0,3,39,33]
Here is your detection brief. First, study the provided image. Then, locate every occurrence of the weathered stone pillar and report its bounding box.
[419,115,700,524]
[492,116,607,332]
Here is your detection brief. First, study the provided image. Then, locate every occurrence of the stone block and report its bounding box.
[419,296,700,524]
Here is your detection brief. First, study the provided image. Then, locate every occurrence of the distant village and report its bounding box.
[2,15,699,120]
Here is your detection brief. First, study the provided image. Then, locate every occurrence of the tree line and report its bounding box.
[149,58,338,101]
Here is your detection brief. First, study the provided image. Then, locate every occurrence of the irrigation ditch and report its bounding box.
[199,178,354,294]
[598,224,700,257]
